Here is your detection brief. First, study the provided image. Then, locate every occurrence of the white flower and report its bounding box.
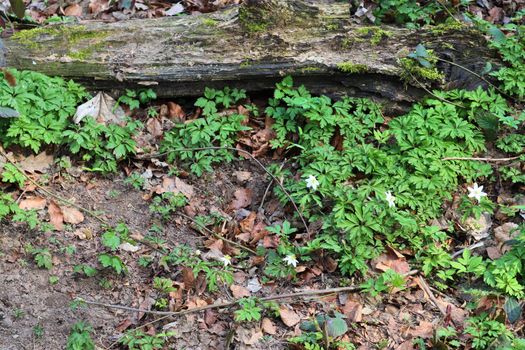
[305,175,320,191]
[283,254,298,267]
[219,255,231,267]
[467,183,487,203]
[385,191,396,208]
[194,250,201,256]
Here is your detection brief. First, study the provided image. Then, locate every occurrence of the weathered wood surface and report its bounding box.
[1,0,498,108]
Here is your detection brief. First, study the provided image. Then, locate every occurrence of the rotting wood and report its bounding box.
[1,0,499,110]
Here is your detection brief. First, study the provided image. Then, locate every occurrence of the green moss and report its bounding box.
[12,25,110,59]
[356,26,392,45]
[299,66,322,73]
[337,62,368,74]
[238,1,317,33]
[68,42,107,60]
[400,56,445,83]
[429,20,464,35]
[202,18,218,27]
[240,60,251,68]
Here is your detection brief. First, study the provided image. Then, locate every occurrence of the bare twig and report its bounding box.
[406,71,466,109]
[451,242,485,259]
[175,212,257,255]
[137,147,309,235]
[77,270,420,317]
[417,276,447,317]
[442,155,522,162]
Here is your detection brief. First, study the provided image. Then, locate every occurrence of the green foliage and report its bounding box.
[373,0,441,28]
[153,277,176,293]
[125,172,145,190]
[464,314,514,349]
[401,44,444,84]
[162,244,234,292]
[234,297,262,322]
[1,163,26,188]
[360,269,406,297]
[160,87,250,176]
[73,264,97,277]
[149,192,187,220]
[32,248,53,269]
[98,253,126,275]
[0,70,88,152]
[268,77,493,276]
[66,322,95,350]
[120,330,175,350]
[117,89,157,110]
[63,117,142,173]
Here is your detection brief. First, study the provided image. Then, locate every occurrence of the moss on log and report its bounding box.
[1,0,498,110]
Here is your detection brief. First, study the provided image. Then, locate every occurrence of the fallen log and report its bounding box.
[1,0,498,109]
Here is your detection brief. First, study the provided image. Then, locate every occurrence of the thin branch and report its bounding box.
[442,155,522,162]
[137,147,310,235]
[406,71,466,109]
[175,212,257,255]
[417,276,447,317]
[451,242,485,259]
[77,270,420,317]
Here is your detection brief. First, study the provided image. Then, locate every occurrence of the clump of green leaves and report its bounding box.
[66,321,95,350]
[234,297,262,322]
[160,87,250,176]
[268,77,494,276]
[117,88,157,111]
[464,314,514,350]
[120,330,175,350]
[149,192,187,221]
[372,0,441,28]
[0,69,89,152]
[63,117,142,173]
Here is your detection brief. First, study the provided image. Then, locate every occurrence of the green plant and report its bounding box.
[1,163,26,188]
[32,248,53,269]
[149,192,187,220]
[120,329,175,350]
[0,70,88,152]
[464,314,513,349]
[125,172,145,190]
[63,117,142,173]
[66,321,95,350]
[33,324,44,338]
[117,89,157,110]
[98,254,126,275]
[234,297,262,322]
[73,264,97,277]
[160,87,250,176]
[290,312,353,349]
[360,269,406,297]
[153,277,176,293]
[373,0,441,28]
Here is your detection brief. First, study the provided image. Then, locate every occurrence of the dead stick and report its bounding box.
[77,270,419,317]
[417,276,447,316]
[137,147,309,235]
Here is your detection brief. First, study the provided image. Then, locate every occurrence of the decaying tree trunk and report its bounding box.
[1,0,498,109]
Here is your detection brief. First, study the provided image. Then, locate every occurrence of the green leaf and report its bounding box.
[488,26,505,42]
[326,316,348,337]
[504,297,522,324]
[9,0,25,18]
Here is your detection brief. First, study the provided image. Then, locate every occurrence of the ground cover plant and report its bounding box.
[1,2,525,350]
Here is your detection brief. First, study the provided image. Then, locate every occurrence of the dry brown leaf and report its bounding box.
[408,321,434,338]
[279,306,300,327]
[73,228,93,240]
[341,300,363,322]
[73,92,125,124]
[230,284,251,298]
[236,327,263,345]
[182,267,195,290]
[19,152,53,173]
[230,188,252,210]
[48,201,64,231]
[156,177,194,199]
[62,206,84,224]
[19,196,46,210]
[261,318,277,335]
[146,118,163,137]
[64,3,83,16]
[167,102,185,119]
[373,251,410,274]
[239,212,256,233]
[89,0,110,14]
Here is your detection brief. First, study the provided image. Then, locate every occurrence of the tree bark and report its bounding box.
[1,0,498,110]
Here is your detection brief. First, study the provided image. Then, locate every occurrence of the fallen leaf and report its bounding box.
[156,177,194,199]
[62,206,84,224]
[373,250,410,274]
[89,0,110,14]
[146,118,163,137]
[182,267,195,290]
[19,196,46,210]
[74,228,93,240]
[261,318,277,335]
[48,201,64,231]
[279,306,300,327]
[165,3,184,16]
[230,188,252,210]
[236,327,263,345]
[115,318,133,332]
[119,242,140,252]
[64,3,82,16]
[167,102,185,119]
[408,320,434,338]
[234,171,252,183]
[341,300,363,322]
[73,92,126,124]
[19,152,53,173]
[230,284,251,298]
[246,277,262,293]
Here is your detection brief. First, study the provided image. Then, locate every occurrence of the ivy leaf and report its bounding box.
[415,44,429,58]
[488,26,505,43]
[504,297,522,324]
